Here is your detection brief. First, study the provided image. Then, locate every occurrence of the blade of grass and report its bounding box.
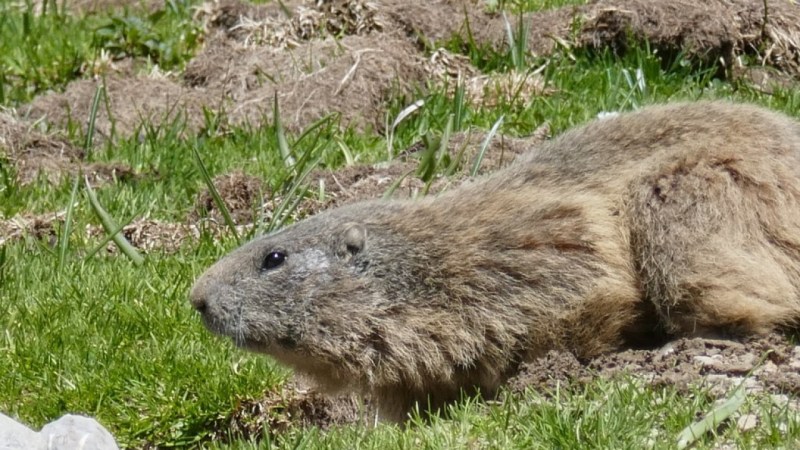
[58,175,81,271]
[263,154,322,233]
[83,208,145,261]
[387,99,425,159]
[335,137,355,166]
[260,114,337,234]
[192,144,240,243]
[382,168,416,199]
[274,92,295,170]
[84,82,105,156]
[676,349,774,449]
[422,114,454,195]
[84,177,144,266]
[317,178,325,203]
[445,129,472,177]
[416,134,439,183]
[0,244,6,284]
[453,75,466,131]
[676,386,746,449]
[276,0,292,18]
[471,115,504,176]
[288,114,337,174]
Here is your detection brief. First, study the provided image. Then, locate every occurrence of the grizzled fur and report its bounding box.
[191,101,800,420]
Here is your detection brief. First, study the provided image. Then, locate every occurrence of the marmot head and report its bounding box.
[190,209,383,388]
[189,203,470,394]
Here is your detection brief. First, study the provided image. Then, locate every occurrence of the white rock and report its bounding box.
[736,414,759,432]
[39,414,119,450]
[0,413,46,450]
[693,355,722,366]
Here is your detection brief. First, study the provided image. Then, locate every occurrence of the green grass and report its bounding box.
[0,0,202,106]
[2,0,800,448]
[1,240,286,447]
[205,382,800,449]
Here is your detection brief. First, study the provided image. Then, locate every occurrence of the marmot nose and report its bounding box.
[189,282,208,313]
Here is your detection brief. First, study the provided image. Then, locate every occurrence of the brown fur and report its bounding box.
[190,101,800,420]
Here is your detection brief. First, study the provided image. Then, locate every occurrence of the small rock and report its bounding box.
[789,346,800,370]
[0,413,46,450]
[39,414,119,450]
[771,394,790,408]
[736,414,758,432]
[755,361,778,374]
[657,341,675,358]
[693,355,722,366]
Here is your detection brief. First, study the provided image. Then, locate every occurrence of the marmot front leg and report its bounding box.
[630,160,800,337]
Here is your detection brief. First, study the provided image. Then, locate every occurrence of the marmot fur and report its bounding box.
[191,101,800,420]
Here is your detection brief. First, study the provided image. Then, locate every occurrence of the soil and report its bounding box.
[391,0,800,78]
[210,379,369,442]
[0,111,137,186]
[508,333,800,401]
[19,0,798,144]
[193,170,268,225]
[23,75,210,144]
[305,127,544,209]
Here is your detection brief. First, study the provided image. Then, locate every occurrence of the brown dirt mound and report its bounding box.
[25,31,428,139]
[1,111,83,185]
[119,217,197,253]
[23,75,209,143]
[209,33,427,133]
[0,211,67,247]
[213,380,369,442]
[305,126,546,208]
[508,333,800,404]
[0,212,241,254]
[17,0,800,143]
[196,0,384,47]
[0,111,137,185]
[571,0,800,79]
[391,0,800,78]
[22,0,558,142]
[194,170,268,225]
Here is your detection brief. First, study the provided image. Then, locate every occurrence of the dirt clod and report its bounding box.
[215,380,368,441]
[194,171,268,225]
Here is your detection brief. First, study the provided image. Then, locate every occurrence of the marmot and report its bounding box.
[190,101,800,420]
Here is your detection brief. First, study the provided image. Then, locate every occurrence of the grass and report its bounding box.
[1,0,800,448]
[0,0,202,106]
[205,381,800,449]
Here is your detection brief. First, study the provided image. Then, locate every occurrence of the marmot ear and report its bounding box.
[336,223,366,259]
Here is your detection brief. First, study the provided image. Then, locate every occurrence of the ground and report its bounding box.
[2,0,800,447]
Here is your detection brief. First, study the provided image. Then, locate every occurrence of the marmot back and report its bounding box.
[190,101,800,420]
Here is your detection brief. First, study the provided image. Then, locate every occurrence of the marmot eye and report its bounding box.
[262,251,286,271]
